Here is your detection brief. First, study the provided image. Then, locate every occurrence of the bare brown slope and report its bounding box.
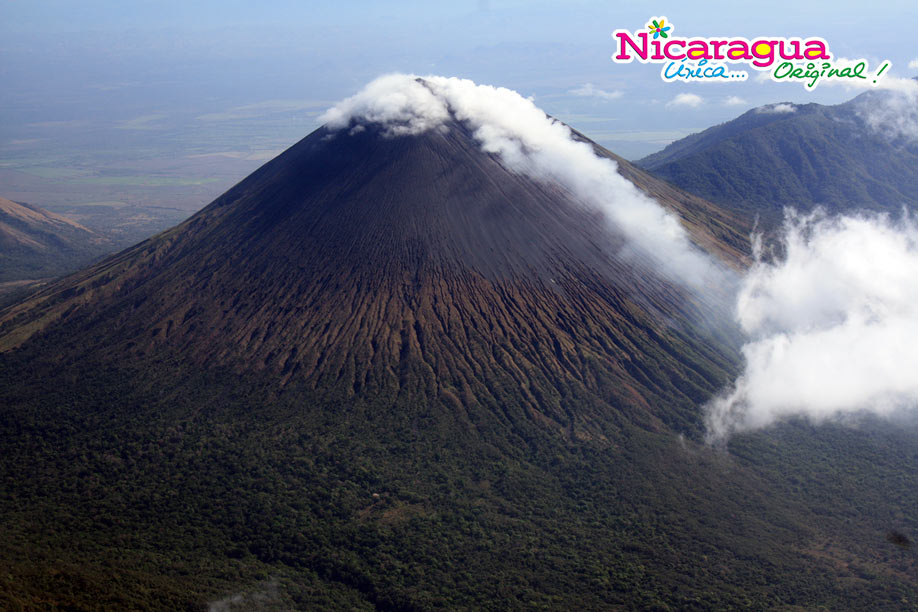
[0,196,92,233]
[0,196,110,283]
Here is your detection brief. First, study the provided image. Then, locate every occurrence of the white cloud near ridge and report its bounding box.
[854,79,918,142]
[756,103,796,114]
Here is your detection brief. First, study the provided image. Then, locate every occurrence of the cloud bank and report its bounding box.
[706,211,918,442]
[321,74,719,285]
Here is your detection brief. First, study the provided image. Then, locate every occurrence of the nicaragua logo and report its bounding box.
[612,17,890,89]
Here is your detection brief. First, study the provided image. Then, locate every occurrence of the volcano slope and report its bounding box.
[1,76,916,611]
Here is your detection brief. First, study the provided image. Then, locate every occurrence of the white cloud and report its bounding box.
[724,96,747,107]
[853,79,918,142]
[706,211,918,442]
[909,59,918,70]
[666,93,703,108]
[321,74,720,286]
[755,103,796,114]
[320,75,449,136]
[569,83,623,101]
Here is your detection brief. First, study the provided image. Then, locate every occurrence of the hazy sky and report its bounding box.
[1,0,915,211]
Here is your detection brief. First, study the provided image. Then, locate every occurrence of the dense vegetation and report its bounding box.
[1,342,916,611]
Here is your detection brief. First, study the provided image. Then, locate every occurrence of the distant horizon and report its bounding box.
[1,1,913,216]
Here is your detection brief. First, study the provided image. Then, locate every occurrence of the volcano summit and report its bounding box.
[1,76,915,610]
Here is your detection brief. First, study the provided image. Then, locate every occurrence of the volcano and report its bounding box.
[0,77,747,436]
[1,76,916,610]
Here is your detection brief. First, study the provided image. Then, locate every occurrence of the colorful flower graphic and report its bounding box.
[648,19,671,39]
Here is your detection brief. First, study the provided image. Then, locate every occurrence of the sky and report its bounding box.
[0,0,915,213]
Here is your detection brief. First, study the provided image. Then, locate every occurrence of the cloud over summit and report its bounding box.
[321,74,720,286]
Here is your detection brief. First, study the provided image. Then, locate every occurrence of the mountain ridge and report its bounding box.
[637,91,918,223]
[0,196,111,285]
